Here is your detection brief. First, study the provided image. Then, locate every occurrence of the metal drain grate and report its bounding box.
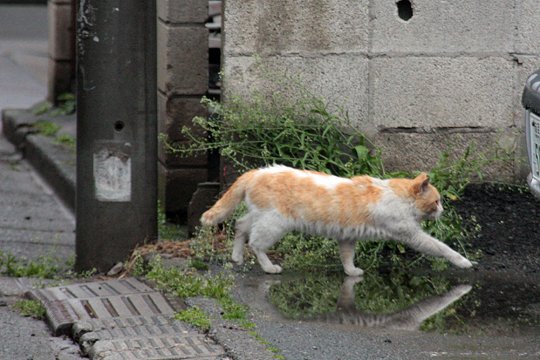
[30,278,154,302]
[73,314,176,338]
[31,277,228,359]
[88,335,226,360]
[66,292,180,319]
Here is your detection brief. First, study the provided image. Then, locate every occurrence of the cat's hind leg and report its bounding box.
[338,240,364,276]
[248,221,285,274]
[231,214,252,265]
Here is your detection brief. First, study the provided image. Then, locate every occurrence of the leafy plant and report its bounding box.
[54,134,76,150]
[175,307,211,332]
[0,251,61,278]
[163,93,383,178]
[33,120,61,137]
[52,93,76,116]
[31,93,76,116]
[138,256,251,330]
[12,299,46,319]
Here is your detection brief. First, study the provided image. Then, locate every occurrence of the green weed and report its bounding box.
[0,251,61,278]
[54,134,76,150]
[175,307,211,332]
[162,83,383,178]
[12,299,46,319]
[33,120,61,137]
[31,93,76,116]
[139,256,252,331]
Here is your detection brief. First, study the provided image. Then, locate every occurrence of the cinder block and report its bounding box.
[48,2,74,61]
[158,162,208,213]
[370,57,514,130]
[47,58,74,103]
[157,22,208,95]
[223,0,369,56]
[157,92,208,167]
[157,0,208,24]
[372,131,517,182]
[371,0,514,54]
[517,0,540,55]
[223,55,369,128]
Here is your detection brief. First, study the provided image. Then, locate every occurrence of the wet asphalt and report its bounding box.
[208,269,540,360]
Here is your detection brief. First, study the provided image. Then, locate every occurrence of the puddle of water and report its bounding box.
[259,270,540,336]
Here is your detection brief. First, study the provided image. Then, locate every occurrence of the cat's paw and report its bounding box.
[345,267,364,277]
[263,264,283,274]
[231,253,244,265]
[450,284,473,296]
[453,257,473,269]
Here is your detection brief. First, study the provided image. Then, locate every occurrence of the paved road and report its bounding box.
[0,135,75,261]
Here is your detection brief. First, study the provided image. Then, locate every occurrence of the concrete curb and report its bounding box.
[1,108,76,212]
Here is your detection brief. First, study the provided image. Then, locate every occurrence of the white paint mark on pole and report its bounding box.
[94,148,131,202]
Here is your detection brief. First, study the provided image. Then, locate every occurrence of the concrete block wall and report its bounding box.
[47,0,75,102]
[157,0,209,216]
[222,0,540,181]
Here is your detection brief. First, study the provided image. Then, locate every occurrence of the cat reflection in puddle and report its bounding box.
[311,277,472,330]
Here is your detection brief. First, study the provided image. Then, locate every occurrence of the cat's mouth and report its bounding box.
[426,210,443,221]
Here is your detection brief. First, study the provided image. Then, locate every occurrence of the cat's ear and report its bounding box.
[412,172,430,194]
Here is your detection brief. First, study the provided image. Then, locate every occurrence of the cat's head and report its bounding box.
[410,173,443,220]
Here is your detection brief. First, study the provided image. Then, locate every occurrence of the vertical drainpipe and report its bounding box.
[75,0,157,272]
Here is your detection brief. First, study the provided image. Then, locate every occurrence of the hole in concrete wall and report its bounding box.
[114,121,125,132]
[397,0,413,21]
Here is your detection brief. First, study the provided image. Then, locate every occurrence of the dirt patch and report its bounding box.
[455,184,540,274]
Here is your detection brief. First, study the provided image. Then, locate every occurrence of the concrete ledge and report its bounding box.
[1,108,76,212]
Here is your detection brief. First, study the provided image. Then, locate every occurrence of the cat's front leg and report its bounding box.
[403,230,473,268]
[338,240,364,276]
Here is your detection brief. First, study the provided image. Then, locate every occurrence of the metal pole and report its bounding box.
[76,0,157,272]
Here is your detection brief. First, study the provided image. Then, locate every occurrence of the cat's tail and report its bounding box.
[200,170,254,226]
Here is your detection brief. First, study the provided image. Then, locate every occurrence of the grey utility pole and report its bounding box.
[76,1,157,272]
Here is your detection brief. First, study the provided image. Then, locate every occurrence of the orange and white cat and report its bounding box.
[201,165,473,275]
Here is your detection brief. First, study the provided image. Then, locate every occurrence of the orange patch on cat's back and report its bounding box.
[247,168,382,225]
[335,177,381,226]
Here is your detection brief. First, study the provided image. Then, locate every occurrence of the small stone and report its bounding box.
[0,300,8,307]
[106,262,124,276]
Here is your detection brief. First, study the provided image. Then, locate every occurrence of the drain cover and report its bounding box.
[66,292,181,319]
[30,278,154,302]
[31,277,228,359]
[88,335,225,360]
[73,314,176,338]
[28,278,182,335]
